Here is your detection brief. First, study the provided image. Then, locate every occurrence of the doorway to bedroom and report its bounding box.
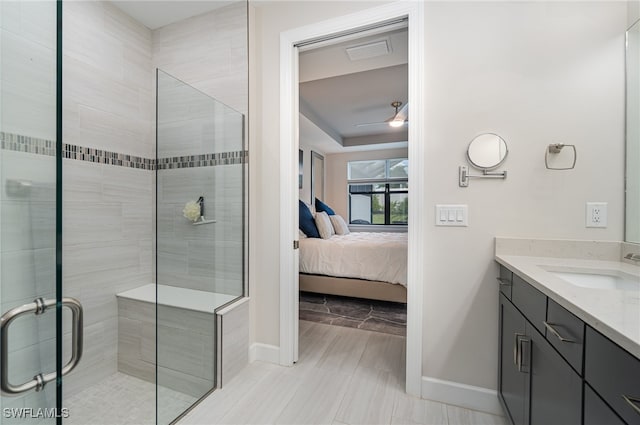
[296,24,409,339]
[279,2,425,396]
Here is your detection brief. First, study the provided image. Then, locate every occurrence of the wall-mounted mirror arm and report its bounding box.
[458,165,507,187]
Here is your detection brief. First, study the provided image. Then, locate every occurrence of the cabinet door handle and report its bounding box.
[514,332,525,366]
[517,336,530,373]
[622,394,640,416]
[543,321,576,343]
[497,277,512,286]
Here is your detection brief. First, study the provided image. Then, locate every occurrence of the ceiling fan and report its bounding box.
[356,101,409,128]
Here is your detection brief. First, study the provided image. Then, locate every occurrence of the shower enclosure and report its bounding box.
[0,1,248,424]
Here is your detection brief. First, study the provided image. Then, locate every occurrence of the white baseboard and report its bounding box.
[421,376,504,416]
[249,343,280,364]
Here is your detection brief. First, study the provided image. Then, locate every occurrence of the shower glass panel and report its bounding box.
[627,19,640,243]
[156,69,245,424]
[0,1,59,423]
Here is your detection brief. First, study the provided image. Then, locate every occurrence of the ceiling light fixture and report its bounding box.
[355,101,409,128]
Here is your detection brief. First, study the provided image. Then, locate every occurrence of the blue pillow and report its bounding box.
[299,200,320,238]
[315,198,335,216]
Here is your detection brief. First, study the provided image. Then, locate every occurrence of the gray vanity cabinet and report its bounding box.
[499,293,529,425]
[585,327,640,425]
[528,327,582,425]
[499,290,581,425]
[498,263,640,425]
[584,384,626,425]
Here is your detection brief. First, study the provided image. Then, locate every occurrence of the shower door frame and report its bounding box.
[55,1,64,420]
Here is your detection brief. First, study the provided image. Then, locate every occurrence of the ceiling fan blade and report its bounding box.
[355,102,409,128]
[394,102,409,122]
[355,121,389,128]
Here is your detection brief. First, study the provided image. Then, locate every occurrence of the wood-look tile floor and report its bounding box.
[179,322,508,425]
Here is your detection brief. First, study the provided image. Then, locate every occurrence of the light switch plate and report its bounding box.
[435,205,468,226]
[586,202,607,228]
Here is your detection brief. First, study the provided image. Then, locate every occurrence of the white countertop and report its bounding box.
[495,254,640,359]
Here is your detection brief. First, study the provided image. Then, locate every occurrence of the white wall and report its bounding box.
[250,0,627,394]
[423,1,625,389]
[325,147,408,219]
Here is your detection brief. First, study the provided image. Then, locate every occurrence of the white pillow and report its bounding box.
[314,211,334,239]
[330,214,350,235]
[299,229,307,239]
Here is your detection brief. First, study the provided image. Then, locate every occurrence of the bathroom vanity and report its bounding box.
[495,239,640,425]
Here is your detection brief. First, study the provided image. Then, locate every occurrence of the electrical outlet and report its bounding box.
[586,202,607,228]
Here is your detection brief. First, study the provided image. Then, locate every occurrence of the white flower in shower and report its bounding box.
[183,200,201,222]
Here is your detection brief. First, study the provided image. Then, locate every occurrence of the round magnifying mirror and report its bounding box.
[466,133,508,170]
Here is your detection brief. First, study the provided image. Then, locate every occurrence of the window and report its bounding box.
[347,159,408,225]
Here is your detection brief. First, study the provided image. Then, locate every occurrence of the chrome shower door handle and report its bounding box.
[0,297,83,396]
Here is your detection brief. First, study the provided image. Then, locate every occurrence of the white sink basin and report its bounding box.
[547,269,640,291]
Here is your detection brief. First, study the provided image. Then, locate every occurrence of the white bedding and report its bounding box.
[299,232,408,286]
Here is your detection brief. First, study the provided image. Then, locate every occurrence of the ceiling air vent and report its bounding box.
[345,39,391,61]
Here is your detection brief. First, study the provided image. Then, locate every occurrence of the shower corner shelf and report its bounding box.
[193,217,216,226]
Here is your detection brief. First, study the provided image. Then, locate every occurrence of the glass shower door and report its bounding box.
[156,69,245,423]
[0,1,65,423]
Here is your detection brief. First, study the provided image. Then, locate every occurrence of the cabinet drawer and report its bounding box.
[545,299,584,374]
[584,384,625,425]
[512,274,547,335]
[498,265,513,299]
[585,326,640,425]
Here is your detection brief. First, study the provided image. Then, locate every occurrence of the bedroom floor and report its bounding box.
[179,322,508,425]
[299,291,406,336]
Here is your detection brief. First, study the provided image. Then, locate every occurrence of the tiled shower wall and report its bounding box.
[61,1,154,397]
[60,0,248,397]
[152,2,248,116]
[156,72,244,296]
[153,3,248,297]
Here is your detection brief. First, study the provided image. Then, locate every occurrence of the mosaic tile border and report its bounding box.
[0,132,56,156]
[63,144,154,170]
[1,132,247,170]
[156,151,247,169]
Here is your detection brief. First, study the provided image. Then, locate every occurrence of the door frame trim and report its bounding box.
[278,1,425,396]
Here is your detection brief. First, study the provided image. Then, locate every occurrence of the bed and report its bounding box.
[298,232,407,303]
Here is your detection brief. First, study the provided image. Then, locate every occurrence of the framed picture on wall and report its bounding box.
[299,149,303,189]
[311,151,324,202]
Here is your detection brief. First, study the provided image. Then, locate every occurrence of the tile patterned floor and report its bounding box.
[299,291,407,336]
[65,372,196,425]
[180,322,508,425]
